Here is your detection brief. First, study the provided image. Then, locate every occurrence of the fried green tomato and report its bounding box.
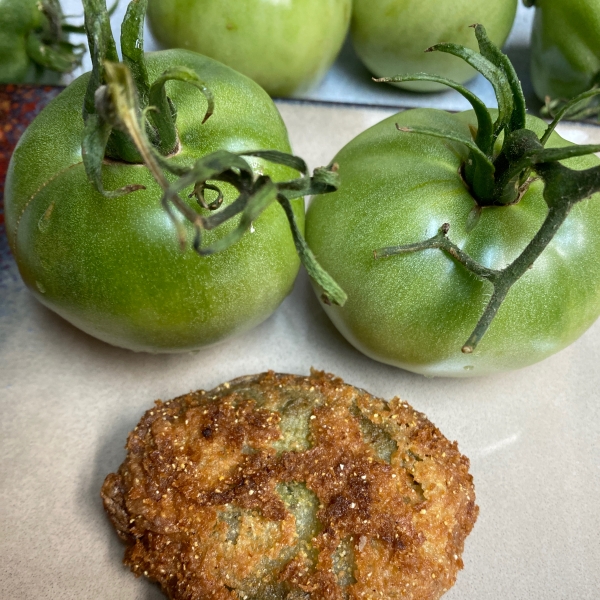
[101,371,478,600]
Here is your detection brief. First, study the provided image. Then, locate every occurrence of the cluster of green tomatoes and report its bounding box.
[3,0,600,377]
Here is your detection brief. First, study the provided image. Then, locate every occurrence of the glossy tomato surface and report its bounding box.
[5,50,303,352]
[146,0,352,97]
[529,0,600,101]
[306,109,600,377]
[351,0,517,92]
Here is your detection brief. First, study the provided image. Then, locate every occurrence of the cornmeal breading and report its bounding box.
[102,370,478,600]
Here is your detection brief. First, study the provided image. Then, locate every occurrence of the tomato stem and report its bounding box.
[80,1,347,306]
[83,0,119,118]
[375,74,494,155]
[147,67,214,155]
[22,0,85,77]
[375,150,600,352]
[83,0,212,162]
[374,224,499,285]
[377,25,526,206]
[92,59,347,305]
[372,27,600,350]
[120,0,151,108]
[471,24,526,133]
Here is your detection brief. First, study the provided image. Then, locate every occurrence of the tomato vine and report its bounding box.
[375,24,600,352]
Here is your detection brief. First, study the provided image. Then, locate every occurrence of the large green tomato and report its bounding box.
[0,0,80,84]
[306,109,600,377]
[5,50,304,352]
[146,0,352,97]
[528,0,600,101]
[351,0,518,92]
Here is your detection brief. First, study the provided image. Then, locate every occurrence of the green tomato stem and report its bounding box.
[20,0,85,77]
[99,61,205,246]
[278,194,348,306]
[81,112,146,198]
[82,0,346,305]
[472,23,526,133]
[375,148,600,352]
[374,223,499,284]
[462,202,571,352]
[376,74,494,155]
[121,0,151,108]
[91,57,347,305]
[427,37,514,140]
[375,25,524,206]
[369,22,600,355]
[372,28,600,347]
[84,0,195,162]
[83,0,119,119]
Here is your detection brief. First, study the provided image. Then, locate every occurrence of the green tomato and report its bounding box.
[350,0,518,92]
[5,49,304,352]
[529,0,600,101]
[0,0,79,84]
[146,0,352,97]
[306,109,600,377]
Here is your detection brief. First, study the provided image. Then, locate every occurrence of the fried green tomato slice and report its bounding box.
[101,371,478,600]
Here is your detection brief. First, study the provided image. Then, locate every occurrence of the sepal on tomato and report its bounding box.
[0,0,85,84]
[81,0,347,307]
[373,26,600,351]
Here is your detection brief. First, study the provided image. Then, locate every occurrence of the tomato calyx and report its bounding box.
[82,0,214,164]
[376,24,529,207]
[375,124,600,352]
[379,25,600,207]
[79,0,347,306]
[24,0,86,77]
[374,25,600,352]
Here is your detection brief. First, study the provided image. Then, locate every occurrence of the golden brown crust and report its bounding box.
[102,370,478,600]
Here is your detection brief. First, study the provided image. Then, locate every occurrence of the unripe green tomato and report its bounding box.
[529,0,600,101]
[306,109,600,377]
[146,0,352,97]
[5,50,304,353]
[0,0,64,84]
[351,0,518,92]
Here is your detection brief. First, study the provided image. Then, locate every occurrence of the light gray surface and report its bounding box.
[296,3,536,111]
[63,0,538,112]
[1,101,600,599]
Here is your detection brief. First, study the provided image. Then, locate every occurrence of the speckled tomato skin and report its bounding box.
[306,109,600,377]
[146,0,352,97]
[530,0,600,101]
[351,0,518,92]
[5,50,304,352]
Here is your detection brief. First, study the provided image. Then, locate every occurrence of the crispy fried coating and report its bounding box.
[101,370,478,600]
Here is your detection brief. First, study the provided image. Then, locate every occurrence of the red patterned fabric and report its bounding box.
[0,85,62,277]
